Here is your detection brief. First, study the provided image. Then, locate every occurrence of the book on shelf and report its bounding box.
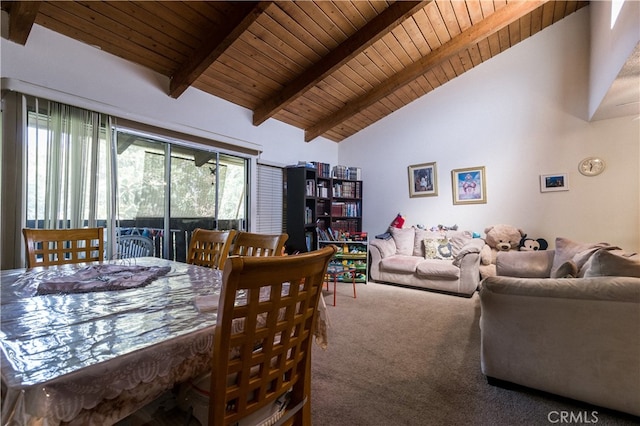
[312,161,331,178]
[305,179,316,196]
[332,165,361,180]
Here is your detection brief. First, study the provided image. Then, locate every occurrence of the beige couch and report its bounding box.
[369,227,485,296]
[479,239,640,417]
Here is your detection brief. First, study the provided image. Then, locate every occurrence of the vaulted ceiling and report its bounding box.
[2,1,589,142]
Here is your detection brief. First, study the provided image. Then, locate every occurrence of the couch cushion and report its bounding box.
[380,255,423,273]
[424,237,453,260]
[496,250,555,278]
[550,237,614,278]
[582,249,640,278]
[416,259,460,279]
[390,227,415,256]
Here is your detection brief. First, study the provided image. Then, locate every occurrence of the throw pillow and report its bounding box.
[554,260,578,278]
[390,227,415,255]
[582,249,640,278]
[446,230,473,257]
[424,238,453,260]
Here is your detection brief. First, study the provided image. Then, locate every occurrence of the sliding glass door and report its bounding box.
[115,130,247,261]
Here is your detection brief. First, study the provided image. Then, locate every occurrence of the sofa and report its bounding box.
[369,227,485,296]
[479,238,640,417]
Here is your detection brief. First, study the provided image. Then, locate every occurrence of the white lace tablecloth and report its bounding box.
[0,258,221,426]
[0,257,329,426]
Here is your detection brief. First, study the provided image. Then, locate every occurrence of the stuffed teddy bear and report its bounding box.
[519,234,549,251]
[479,224,525,278]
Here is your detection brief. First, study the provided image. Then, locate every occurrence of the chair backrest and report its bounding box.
[22,228,104,268]
[187,229,237,269]
[231,232,288,257]
[116,235,154,259]
[210,245,336,426]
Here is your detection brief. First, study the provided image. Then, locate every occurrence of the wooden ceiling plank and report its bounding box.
[552,1,567,23]
[476,37,492,61]
[98,2,194,53]
[334,1,370,29]
[253,15,317,70]
[304,0,547,142]
[169,1,271,99]
[425,3,451,45]
[390,25,423,62]
[136,2,206,45]
[401,16,432,57]
[76,2,188,63]
[224,39,295,87]
[540,2,556,28]
[467,43,483,67]
[508,19,522,46]
[264,4,326,60]
[252,1,431,126]
[37,4,175,74]
[519,12,532,39]
[457,50,474,72]
[5,1,41,45]
[438,1,462,38]
[466,0,484,25]
[413,7,442,51]
[530,5,544,36]
[497,26,511,51]
[448,55,466,76]
[276,2,337,54]
[451,0,472,32]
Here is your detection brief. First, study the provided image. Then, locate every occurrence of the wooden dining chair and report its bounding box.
[231,231,288,257]
[187,229,237,270]
[22,227,104,268]
[189,245,336,426]
[115,234,154,259]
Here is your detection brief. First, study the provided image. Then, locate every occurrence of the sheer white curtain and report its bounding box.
[26,97,114,250]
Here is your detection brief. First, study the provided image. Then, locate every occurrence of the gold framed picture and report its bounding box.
[408,162,438,198]
[451,166,486,205]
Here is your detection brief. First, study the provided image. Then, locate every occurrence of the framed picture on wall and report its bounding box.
[408,162,438,198]
[540,173,569,192]
[451,166,486,205]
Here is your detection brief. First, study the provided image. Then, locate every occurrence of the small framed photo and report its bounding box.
[540,173,568,192]
[408,162,438,198]
[451,166,486,205]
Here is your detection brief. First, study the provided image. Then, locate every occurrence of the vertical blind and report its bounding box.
[256,163,284,234]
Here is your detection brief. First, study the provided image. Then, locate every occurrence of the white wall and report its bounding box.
[339,7,640,252]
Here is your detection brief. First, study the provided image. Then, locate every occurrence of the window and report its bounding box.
[115,130,248,261]
[256,163,284,234]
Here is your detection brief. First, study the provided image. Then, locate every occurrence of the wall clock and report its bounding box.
[578,157,605,176]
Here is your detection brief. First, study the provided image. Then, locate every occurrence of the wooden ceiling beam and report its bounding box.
[4,1,41,45]
[304,0,547,142]
[169,1,272,99]
[252,0,432,126]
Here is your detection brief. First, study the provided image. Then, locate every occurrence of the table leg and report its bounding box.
[333,274,337,306]
[352,271,357,299]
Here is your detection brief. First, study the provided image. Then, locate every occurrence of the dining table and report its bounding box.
[0,257,217,425]
[0,256,329,426]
